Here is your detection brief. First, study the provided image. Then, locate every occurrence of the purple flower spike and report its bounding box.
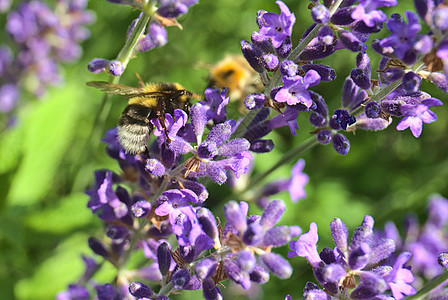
[258,1,296,48]
[275,70,321,107]
[288,222,321,267]
[396,98,443,138]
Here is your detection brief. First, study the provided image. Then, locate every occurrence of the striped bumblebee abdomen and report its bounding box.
[118,104,153,154]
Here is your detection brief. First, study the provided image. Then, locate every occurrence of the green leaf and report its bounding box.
[14,233,91,300]
[7,84,84,206]
[25,193,94,234]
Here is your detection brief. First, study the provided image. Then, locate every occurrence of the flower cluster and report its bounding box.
[381,195,448,282]
[88,0,198,76]
[58,0,448,299]
[238,0,445,156]
[0,0,94,113]
[288,216,416,300]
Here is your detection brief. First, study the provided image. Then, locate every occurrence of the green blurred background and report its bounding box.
[1,0,447,299]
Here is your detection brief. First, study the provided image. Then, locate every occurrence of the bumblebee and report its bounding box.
[87,81,193,154]
[207,54,263,101]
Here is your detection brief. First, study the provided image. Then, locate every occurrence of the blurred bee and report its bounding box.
[87,81,194,154]
[207,55,263,102]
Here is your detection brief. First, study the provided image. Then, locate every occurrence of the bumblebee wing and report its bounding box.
[131,90,190,99]
[86,81,142,96]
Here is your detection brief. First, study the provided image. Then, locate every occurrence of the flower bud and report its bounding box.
[146,158,165,177]
[317,129,332,145]
[223,258,251,289]
[261,252,292,279]
[338,30,363,52]
[88,237,110,258]
[330,6,355,25]
[332,133,350,155]
[350,68,370,90]
[261,54,279,71]
[249,265,270,284]
[157,242,172,276]
[365,101,381,118]
[244,93,266,110]
[402,71,421,93]
[312,5,330,23]
[260,200,285,229]
[275,36,292,58]
[106,225,128,242]
[197,207,218,241]
[302,64,336,82]
[251,31,274,53]
[172,268,191,290]
[87,58,109,73]
[241,40,264,73]
[250,139,274,153]
[108,60,124,76]
[129,282,153,298]
[202,278,223,300]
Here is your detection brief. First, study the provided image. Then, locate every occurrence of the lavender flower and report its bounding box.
[274,70,321,107]
[2,0,93,110]
[217,200,300,289]
[379,11,433,65]
[289,216,416,299]
[351,0,398,27]
[258,1,295,48]
[396,97,442,138]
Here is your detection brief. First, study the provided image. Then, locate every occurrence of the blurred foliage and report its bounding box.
[0,0,447,299]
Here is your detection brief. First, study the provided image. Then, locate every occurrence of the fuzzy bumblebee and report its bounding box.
[87,81,193,154]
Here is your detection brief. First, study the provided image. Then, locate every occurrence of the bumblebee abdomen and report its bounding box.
[118,104,153,154]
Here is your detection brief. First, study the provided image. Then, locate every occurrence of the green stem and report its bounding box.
[157,281,174,297]
[406,271,448,300]
[231,109,259,139]
[249,135,320,187]
[116,13,151,69]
